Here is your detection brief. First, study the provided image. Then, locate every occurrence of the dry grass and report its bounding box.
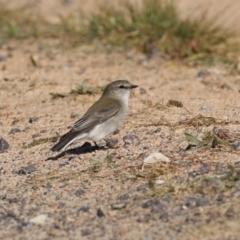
[0,0,239,68]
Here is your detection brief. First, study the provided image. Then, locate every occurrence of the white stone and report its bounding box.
[155,179,165,185]
[143,152,170,164]
[29,214,51,225]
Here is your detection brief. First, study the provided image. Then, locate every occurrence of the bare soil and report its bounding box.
[1,39,240,240]
[1,1,240,240]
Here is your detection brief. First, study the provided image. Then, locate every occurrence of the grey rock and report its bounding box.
[224,206,235,219]
[185,197,209,208]
[81,229,92,236]
[161,196,172,203]
[154,128,162,133]
[188,163,211,178]
[142,199,161,209]
[0,55,7,62]
[79,206,90,213]
[11,119,19,125]
[15,165,37,175]
[137,184,148,192]
[232,141,240,151]
[137,214,151,223]
[140,88,147,94]
[196,197,209,207]
[70,113,79,119]
[59,162,69,168]
[9,128,21,135]
[159,212,169,222]
[123,134,140,145]
[106,138,119,149]
[113,129,120,135]
[29,117,38,124]
[64,0,74,5]
[0,194,6,200]
[118,193,130,201]
[58,203,66,209]
[75,189,85,197]
[185,197,197,208]
[8,198,18,203]
[68,156,76,161]
[97,208,105,217]
[0,137,9,152]
[198,163,212,174]
[137,153,147,160]
[197,69,211,78]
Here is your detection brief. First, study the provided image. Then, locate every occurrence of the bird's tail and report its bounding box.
[51,131,81,152]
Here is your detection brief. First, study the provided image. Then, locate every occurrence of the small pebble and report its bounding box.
[196,68,211,78]
[185,197,197,208]
[68,156,76,161]
[155,179,165,185]
[59,162,69,168]
[0,194,7,200]
[111,202,127,210]
[11,119,19,126]
[136,184,148,192]
[97,208,105,217]
[137,153,147,160]
[123,134,140,145]
[224,206,235,219]
[28,214,51,225]
[185,197,209,208]
[81,229,92,236]
[142,199,161,209]
[142,200,166,213]
[232,141,240,151]
[0,55,7,62]
[8,198,18,203]
[29,117,38,124]
[15,165,37,175]
[106,138,119,148]
[143,152,170,164]
[118,193,130,201]
[9,128,21,135]
[75,189,85,197]
[70,113,79,119]
[140,88,147,94]
[200,105,212,111]
[137,214,151,223]
[0,137,9,152]
[154,128,161,133]
[79,206,90,213]
[196,197,209,207]
[113,129,120,135]
[159,212,169,222]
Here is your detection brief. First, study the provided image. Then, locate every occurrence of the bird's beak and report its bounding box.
[130,84,138,89]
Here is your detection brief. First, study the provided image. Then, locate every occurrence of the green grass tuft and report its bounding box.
[79,0,232,64]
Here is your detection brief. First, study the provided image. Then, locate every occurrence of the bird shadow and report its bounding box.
[46,142,106,161]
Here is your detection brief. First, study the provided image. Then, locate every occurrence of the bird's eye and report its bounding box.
[119,85,125,89]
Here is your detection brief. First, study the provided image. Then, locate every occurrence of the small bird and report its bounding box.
[51,80,138,152]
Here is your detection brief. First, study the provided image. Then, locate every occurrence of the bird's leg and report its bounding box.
[103,138,109,147]
[94,141,99,149]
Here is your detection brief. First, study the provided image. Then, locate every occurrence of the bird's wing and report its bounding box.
[72,102,121,133]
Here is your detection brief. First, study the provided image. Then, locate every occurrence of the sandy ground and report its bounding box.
[1,40,240,239]
[1,1,240,240]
